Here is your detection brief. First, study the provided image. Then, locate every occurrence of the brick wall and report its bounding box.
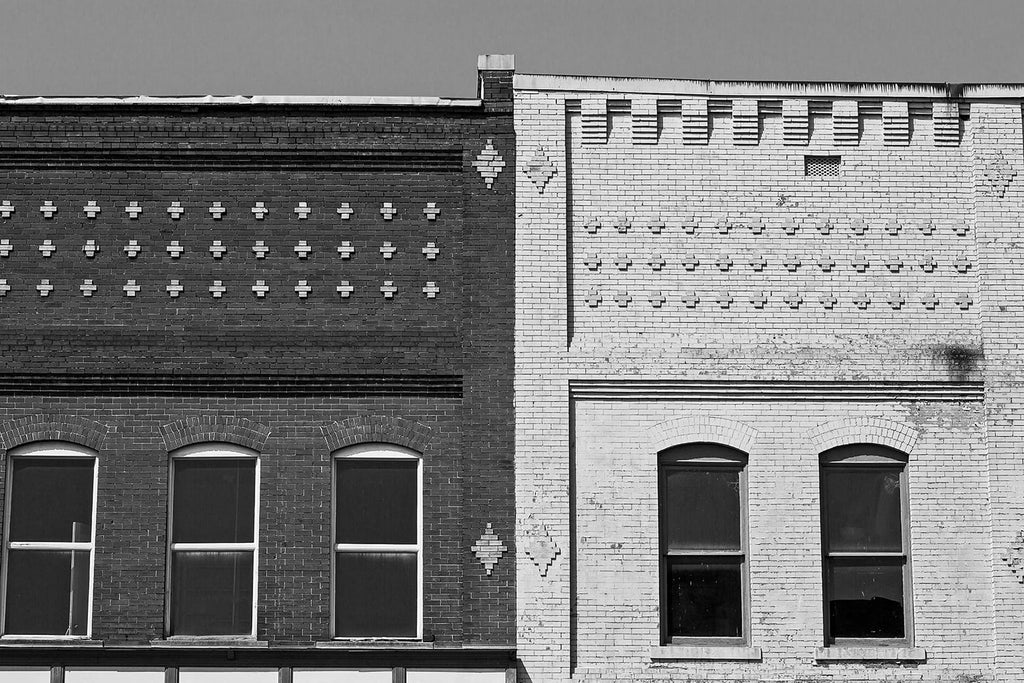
[515,78,1006,682]
[0,60,515,670]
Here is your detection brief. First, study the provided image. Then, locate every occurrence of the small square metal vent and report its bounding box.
[805,155,840,177]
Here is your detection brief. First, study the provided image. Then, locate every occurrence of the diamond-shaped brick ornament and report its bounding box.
[166,280,183,298]
[80,280,97,297]
[0,201,14,218]
[336,281,354,298]
[294,202,311,219]
[1002,530,1024,583]
[471,523,508,576]
[0,279,9,296]
[167,241,184,258]
[473,138,505,189]
[336,203,353,220]
[380,202,396,220]
[251,202,269,219]
[0,240,12,257]
[208,202,226,219]
[423,202,440,220]
[40,201,57,218]
[422,281,439,299]
[38,240,56,257]
[167,201,184,219]
[422,242,439,260]
[522,519,560,577]
[295,280,312,299]
[524,145,556,193]
[978,149,1017,198]
[83,201,101,218]
[37,279,53,297]
[125,202,143,219]
[83,240,99,258]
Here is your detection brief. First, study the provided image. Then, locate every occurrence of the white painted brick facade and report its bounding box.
[515,76,1021,682]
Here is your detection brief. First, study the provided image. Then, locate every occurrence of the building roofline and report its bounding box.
[0,94,483,107]
[515,73,1024,99]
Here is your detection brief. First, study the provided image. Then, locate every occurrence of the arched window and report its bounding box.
[167,443,258,637]
[333,443,421,639]
[2,441,97,637]
[820,444,911,645]
[658,442,748,645]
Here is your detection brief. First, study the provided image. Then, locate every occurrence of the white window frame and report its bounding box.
[166,443,260,638]
[1,441,98,639]
[331,442,423,640]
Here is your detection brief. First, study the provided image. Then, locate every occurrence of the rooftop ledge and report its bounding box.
[0,95,483,107]
[515,73,1024,99]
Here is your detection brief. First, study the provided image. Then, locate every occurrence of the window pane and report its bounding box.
[335,551,416,637]
[666,559,742,638]
[4,550,89,635]
[336,460,417,545]
[170,551,253,635]
[824,468,902,552]
[173,460,255,544]
[9,459,94,543]
[662,468,740,551]
[828,560,905,639]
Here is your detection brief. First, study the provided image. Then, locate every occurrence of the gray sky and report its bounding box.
[2,0,1023,97]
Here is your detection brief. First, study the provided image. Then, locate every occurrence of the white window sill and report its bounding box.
[150,637,268,648]
[815,646,926,662]
[0,638,103,647]
[316,640,435,649]
[650,645,762,661]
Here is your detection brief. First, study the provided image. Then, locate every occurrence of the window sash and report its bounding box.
[332,445,422,640]
[658,452,748,645]
[166,448,259,638]
[2,449,97,639]
[820,450,911,646]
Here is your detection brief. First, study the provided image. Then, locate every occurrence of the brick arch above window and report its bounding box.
[0,413,109,452]
[320,416,432,454]
[805,416,920,456]
[647,415,759,454]
[160,416,271,452]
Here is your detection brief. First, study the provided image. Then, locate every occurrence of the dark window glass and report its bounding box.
[9,459,94,543]
[173,460,255,544]
[335,551,417,637]
[828,560,905,639]
[4,549,89,635]
[667,559,742,638]
[170,551,254,636]
[824,468,902,553]
[662,468,740,551]
[336,460,417,545]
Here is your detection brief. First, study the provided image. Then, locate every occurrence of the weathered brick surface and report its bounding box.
[0,63,515,667]
[515,78,1008,682]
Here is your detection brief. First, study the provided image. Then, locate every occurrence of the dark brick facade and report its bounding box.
[0,59,514,675]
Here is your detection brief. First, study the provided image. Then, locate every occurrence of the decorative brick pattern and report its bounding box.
[320,415,433,453]
[782,99,809,145]
[933,100,961,146]
[159,416,272,452]
[581,97,609,145]
[731,99,760,145]
[680,98,709,145]
[832,99,860,145]
[0,414,109,451]
[883,100,911,146]
[630,97,659,145]
[471,523,508,576]
[805,416,920,455]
